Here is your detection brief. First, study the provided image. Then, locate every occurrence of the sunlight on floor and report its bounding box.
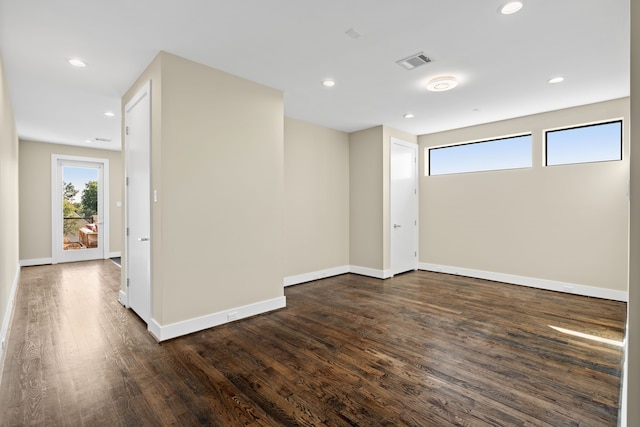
[549,325,624,347]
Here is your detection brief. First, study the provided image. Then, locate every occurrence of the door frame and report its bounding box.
[51,154,110,264]
[389,137,419,276]
[123,80,151,322]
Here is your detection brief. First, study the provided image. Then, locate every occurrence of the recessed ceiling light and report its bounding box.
[67,58,87,68]
[499,1,524,15]
[426,76,458,92]
[548,76,564,84]
[84,139,93,143]
[403,113,414,119]
[104,112,116,117]
[345,28,361,39]
[322,79,335,87]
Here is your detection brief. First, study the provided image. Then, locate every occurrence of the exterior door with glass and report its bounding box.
[52,155,109,263]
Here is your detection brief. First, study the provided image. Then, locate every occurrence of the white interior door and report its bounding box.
[52,155,109,264]
[125,81,151,323]
[390,138,418,275]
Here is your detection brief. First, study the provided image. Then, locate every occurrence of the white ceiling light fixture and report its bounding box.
[321,79,335,87]
[548,76,564,84]
[426,76,458,92]
[499,1,524,15]
[403,113,414,119]
[67,58,87,68]
[104,111,116,117]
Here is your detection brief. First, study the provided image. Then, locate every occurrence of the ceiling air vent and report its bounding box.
[95,137,112,142]
[396,52,432,70]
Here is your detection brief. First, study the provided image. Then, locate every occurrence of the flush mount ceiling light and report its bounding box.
[84,139,93,143]
[67,58,86,67]
[321,79,335,87]
[104,111,116,117]
[426,76,458,92]
[403,113,415,119]
[548,76,564,84]
[499,1,524,15]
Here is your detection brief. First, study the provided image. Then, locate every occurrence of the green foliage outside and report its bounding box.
[62,181,98,238]
[80,181,98,217]
[63,181,78,201]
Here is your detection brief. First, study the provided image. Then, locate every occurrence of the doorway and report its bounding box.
[52,155,109,264]
[390,138,418,275]
[124,81,151,324]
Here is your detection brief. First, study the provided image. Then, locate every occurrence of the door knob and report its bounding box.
[138,237,150,241]
[394,224,401,229]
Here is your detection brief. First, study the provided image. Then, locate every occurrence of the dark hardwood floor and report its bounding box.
[0,261,626,426]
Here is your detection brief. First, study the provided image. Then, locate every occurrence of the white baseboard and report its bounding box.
[0,263,20,376]
[147,296,287,342]
[108,252,121,259]
[148,318,162,342]
[118,290,128,307]
[350,265,393,279]
[419,262,628,302]
[620,330,628,426]
[19,258,52,267]
[284,265,350,287]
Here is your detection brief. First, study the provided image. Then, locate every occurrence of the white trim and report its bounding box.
[350,265,393,279]
[620,331,628,426]
[19,258,53,267]
[148,318,162,341]
[108,251,121,258]
[419,263,628,302]
[51,154,110,264]
[0,264,20,373]
[124,80,152,321]
[118,290,128,307]
[390,137,419,276]
[284,265,350,287]
[147,296,286,342]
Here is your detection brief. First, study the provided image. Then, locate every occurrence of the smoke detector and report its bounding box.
[396,52,432,70]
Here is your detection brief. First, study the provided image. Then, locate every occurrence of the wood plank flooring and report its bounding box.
[0,261,627,426]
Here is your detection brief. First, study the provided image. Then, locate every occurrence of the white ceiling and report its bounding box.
[0,0,630,151]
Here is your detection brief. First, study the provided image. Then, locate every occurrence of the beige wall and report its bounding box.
[349,126,384,270]
[419,98,629,292]
[18,140,123,261]
[123,52,284,326]
[284,118,349,276]
[0,52,20,356]
[626,1,639,424]
[349,126,417,272]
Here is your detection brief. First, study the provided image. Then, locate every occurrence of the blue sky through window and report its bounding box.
[63,167,98,202]
[546,121,622,166]
[429,135,532,176]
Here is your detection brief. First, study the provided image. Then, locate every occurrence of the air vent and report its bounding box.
[95,137,112,142]
[396,52,432,70]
